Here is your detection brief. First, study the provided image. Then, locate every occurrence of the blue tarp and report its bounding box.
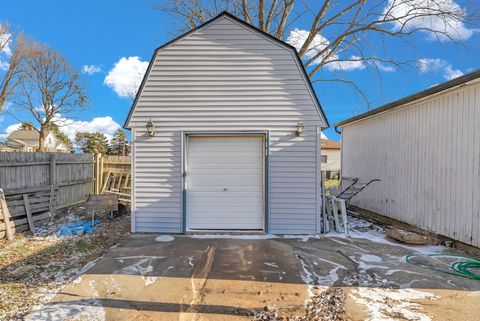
[56,220,101,237]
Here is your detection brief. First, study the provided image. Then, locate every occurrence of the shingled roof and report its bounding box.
[321,139,340,150]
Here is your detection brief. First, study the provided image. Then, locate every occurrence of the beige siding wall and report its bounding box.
[321,149,341,172]
[341,80,480,247]
[128,16,326,234]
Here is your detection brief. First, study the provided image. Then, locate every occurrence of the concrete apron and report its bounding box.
[28,234,480,321]
[30,236,310,321]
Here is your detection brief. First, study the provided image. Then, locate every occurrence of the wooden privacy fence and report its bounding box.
[0,152,94,238]
[93,155,131,203]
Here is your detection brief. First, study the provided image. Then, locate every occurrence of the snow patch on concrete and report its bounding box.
[314,257,347,286]
[189,234,279,239]
[360,254,382,262]
[189,234,323,241]
[327,216,445,255]
[26,301,105,321]
[74,259,98,276]
[143,276,157,286]
[350,287,437,321]
[114,256,165,276]
[27,278,105,321]
[282,234,320,241]
[155,235,174,242]
[264,262,279,268]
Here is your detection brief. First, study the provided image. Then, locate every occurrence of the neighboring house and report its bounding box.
[1,125,70,153]
[320,139,341,179]
[125,12,329,234]
[335,70,480,248]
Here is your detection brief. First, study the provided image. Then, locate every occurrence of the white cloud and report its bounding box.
[287,28,330,64]
[287,30,396,72]
[0,26,12,72]
[82,64,101,75]
[0,116,121,142]
[104,56,148,98]
[417,58,448,72]
[0,27,12,56]
[383,0,475,41]
[287,29,366,71]
[326,56,367,72]
[0,123,20,140]
[376,63,396,72]
[52,115,121,141]
[0,60,8,71]
[443,65,464,80]
[321,132,328,139]
[417,58,463,80]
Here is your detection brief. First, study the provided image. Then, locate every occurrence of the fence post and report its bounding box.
[94,153,99,194]
[49,154,57,216]
[49,154,57,188]
[0,188,14,240]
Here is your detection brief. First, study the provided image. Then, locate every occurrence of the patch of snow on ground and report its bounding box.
[143,276,157,286]
[74,259,98,276]
[282,234,320,241]
[299,259,314,285]
[360,254,382,262]
[26,299,105,321]
[327,215,445,255]
[264,262,279,268]
[28,279,105,321]
[314,257,347,286]
[114,256,165,276]
[354,256,390,272]
[189,234,279,239]
[72,276,82,285]
[155,235,174,242]
[350,287,437,321]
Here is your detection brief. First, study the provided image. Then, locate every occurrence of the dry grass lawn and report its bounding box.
[0,214,130,320]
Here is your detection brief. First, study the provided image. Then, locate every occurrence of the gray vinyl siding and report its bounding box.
[128,16,327,234]
[340,80,480,247]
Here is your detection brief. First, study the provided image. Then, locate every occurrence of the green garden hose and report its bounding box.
[405,253,480,281]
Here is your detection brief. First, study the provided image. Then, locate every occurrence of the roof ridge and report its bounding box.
[123,11,329,129]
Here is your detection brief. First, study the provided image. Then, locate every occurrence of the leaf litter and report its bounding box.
[0,208,131,321]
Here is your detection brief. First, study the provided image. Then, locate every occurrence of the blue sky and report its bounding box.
[1,0,479,141]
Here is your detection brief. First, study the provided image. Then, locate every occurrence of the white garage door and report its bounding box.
[186,136,264,230]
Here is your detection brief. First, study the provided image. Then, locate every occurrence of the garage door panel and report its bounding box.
[188,186,262,192]
[186,136,263,230]
[188,179,262,186]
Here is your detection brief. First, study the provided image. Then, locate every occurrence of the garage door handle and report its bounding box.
[223,187,227,191]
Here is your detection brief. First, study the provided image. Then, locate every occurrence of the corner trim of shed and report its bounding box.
[123,11,329,130]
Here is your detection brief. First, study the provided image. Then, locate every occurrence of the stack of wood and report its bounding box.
[0,186,57,240]
[101,172,130,204]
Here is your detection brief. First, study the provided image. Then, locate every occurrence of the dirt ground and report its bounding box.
[0,212,131,321]
[21,216,480,321]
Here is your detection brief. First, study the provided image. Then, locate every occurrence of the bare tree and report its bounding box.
[13,43,87,151]
[156,0,479,101]
[0,22,29,112]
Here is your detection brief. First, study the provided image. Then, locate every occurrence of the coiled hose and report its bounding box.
[406,253,480,280]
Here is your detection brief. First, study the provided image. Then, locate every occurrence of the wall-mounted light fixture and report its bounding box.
[296,120,304,136]
[146,119,155,137]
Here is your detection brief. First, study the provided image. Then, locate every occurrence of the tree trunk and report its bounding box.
[38,124,47,152]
